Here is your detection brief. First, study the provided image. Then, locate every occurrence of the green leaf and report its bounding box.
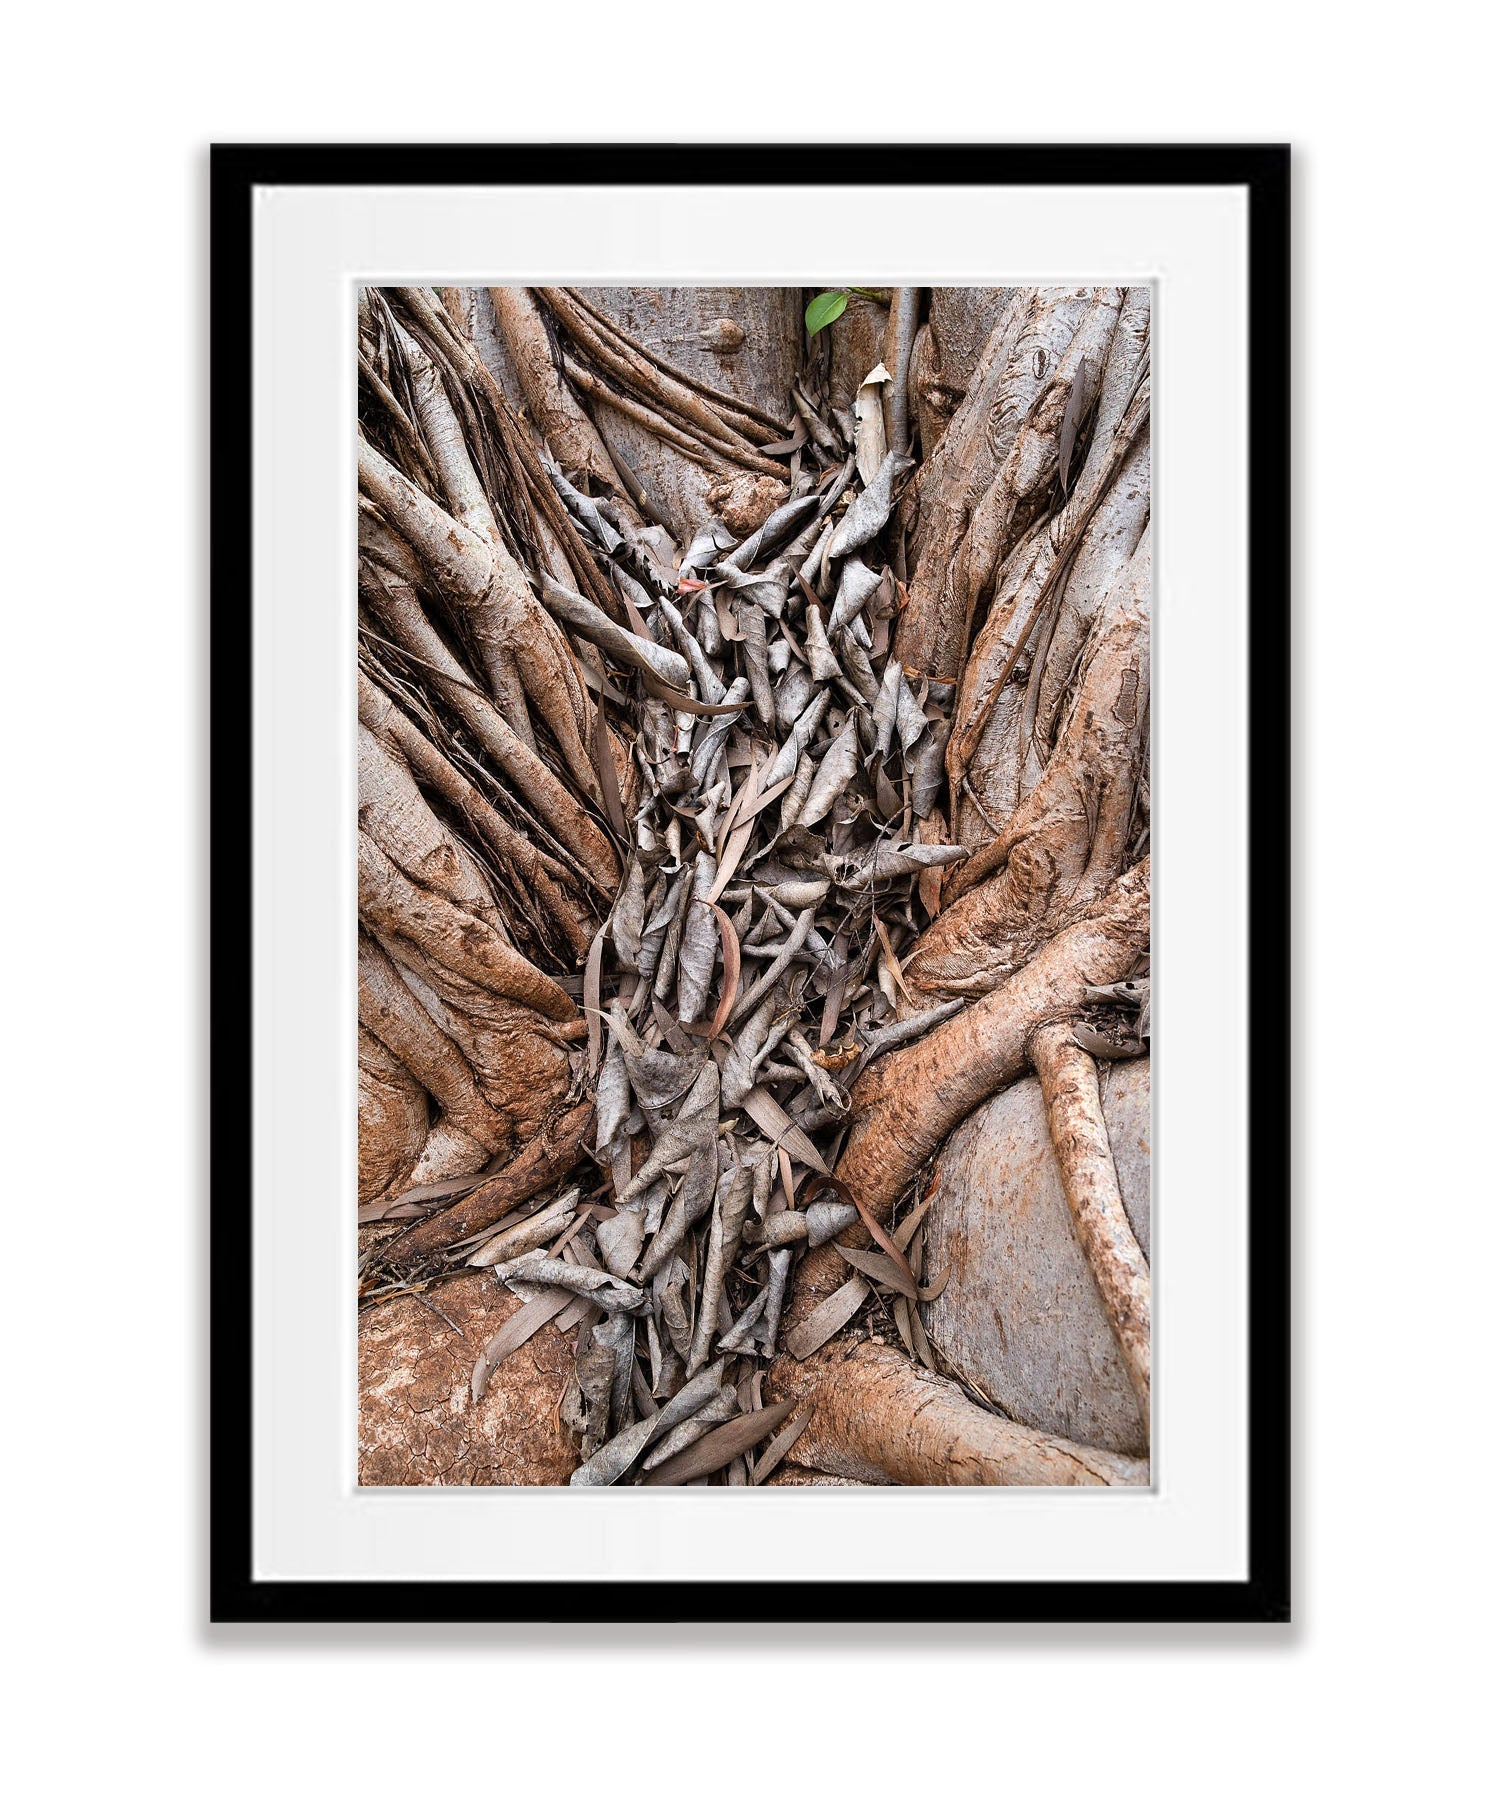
[805,290,849,335]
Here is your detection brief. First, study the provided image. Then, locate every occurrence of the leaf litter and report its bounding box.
[446,355,970,1481]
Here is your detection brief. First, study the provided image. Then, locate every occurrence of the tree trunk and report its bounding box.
[355,284,1151,1487]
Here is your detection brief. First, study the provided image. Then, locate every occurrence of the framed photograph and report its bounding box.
[212,143,1289,1623]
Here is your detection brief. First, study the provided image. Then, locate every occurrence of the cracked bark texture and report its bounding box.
[359,1274,579,1485]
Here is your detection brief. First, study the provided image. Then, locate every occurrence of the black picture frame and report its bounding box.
[211,143,1290,1626]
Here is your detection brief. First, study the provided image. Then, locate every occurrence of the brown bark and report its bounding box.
[356,722,579,1066]
[945,349,1150,856]
[1030,1022,1151,1424]
[838,856,1150,1222]
[354,717,582,1180]
[358,548,618,895]
[394,284,629,622]
[358,932,512,1156]
[764,1340,1146,1487]
[881,285,922,458]
[826,293,890,412]
[358,435,602,802]
[358,671,594,961]
[781,859,1150,1340]
[357,1027,428,1203]
[897,288,1127,684]
[561,286,801,537]
[907,535,1150,996]
[539,287,786,466]
[357,729,576,1023]
[926,288,1016,402]
[487,286,621,493]
[908,288,1023,466]
[391,1098,594,1263]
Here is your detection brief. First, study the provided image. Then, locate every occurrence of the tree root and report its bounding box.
[882,285,922,458]
[560,285,792,442]
[391,1098,594,1264]
[357,933,512,1156]
[358,435,602,805]
[1029,1021,1151,1425]
[355,724,578,1024]
[353,285,1158,1487]
[358,552,618,895]
[764,1339,1146,1486]
[838,856,1150,1222]
[906,535,1150,997]
[538,287,788,476]
[392,286,629,624]
[897,288,1125,684]
[777,858,1150,1343]
[945,390,1149,845]
[487,285,621,494]
[358,672,594,961]
[561,352,728,472]
[357,1026,428,1203]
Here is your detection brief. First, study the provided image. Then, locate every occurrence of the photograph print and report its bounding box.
[355,283,1152,1489]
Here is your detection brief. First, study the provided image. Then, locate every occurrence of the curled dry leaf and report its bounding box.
[704,903,742,1039]
[639,1400,797,1485]
[785,1276,871,1362]
[836,1241,921,1304]
[802,1172,921,1303]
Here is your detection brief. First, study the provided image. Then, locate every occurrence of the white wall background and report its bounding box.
[5,5,1492,1795]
